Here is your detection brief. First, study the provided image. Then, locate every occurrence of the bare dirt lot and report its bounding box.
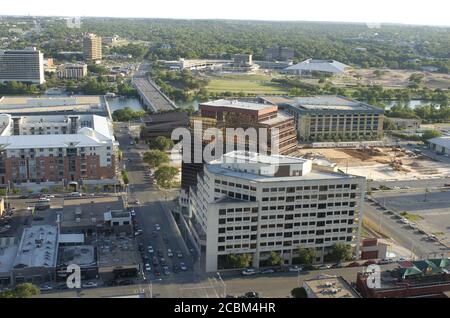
[297,146,450,181]
[332,68,450,89]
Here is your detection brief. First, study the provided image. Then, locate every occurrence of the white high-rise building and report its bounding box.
[0,47,45,84]
[189,151,365,272]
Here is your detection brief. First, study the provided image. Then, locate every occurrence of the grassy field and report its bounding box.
[205,74,289,95]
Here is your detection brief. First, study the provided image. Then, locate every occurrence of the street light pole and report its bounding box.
[216,273,226,298]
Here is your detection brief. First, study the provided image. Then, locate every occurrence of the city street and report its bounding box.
[114,123,198,286]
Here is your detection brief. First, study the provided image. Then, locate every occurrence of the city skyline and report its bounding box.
[1,0,450,27]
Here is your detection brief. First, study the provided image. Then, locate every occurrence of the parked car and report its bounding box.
[241,268,257,276]
[167,249,174,257]
[244,291,259,298]
[173,264,180,273]
[180,262,188,271]
[176,251,183,258]
[153,269,161,277]
[261,268,275,274]
[39,285,53,291]
[145,263,152,272]
[163,266,170,275]
[318,264,332,270]
[363,260,377,266]
[347,262,361,267]
[154,224,161,231]
[152,256,159,266]
[70,192,82,198]
[160,258,167,266]
[288,265,302,272]
[81,282,97,288]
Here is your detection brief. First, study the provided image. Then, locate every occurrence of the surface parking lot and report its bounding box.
[372,190,450,246]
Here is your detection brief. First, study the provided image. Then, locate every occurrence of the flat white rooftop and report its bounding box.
[14,225,58,269]
[0,96,108,115]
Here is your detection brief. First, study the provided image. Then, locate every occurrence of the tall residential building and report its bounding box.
[189,151,365,272]
[259,96,384,142]
[0,113,118,186]
[56,63,88,79]
[180,99,298,207]
[264,46,295,61]
[0,47,45,84]
[83,34,102,61]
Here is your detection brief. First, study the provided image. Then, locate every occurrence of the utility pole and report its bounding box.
[216,273,226,298]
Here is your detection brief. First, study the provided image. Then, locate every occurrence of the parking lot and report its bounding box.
[371,190,450,248]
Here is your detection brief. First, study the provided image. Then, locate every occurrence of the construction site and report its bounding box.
[297,146,450,181]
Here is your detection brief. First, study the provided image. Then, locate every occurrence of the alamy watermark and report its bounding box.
[66,264,81,289]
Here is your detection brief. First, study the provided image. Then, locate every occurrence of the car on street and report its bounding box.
[176,251,183,258]
[288,265,302,272]
[70,192,82,198]
[160,258,167,266]
[167,249,173,257]
[152,256,159,266]
[244,291,259,298]
[154,224,161,231]
[163,266,170,275]
[241,268,257,276]
[318,264,332,270]
[180,262,188,271]
[347,262,361,267]
[133,200,140,205]
[81,282,98,288]
[145,263,152,272]
[153,269,160,277]
[134,231,142,236]
[148,246,154,254]
[378,259,391,265]
[39,285,53,291]
[261,268,275,274]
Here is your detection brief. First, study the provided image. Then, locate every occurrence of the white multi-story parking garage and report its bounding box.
[189,151,365,272]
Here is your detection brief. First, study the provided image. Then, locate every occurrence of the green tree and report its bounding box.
[149,136,174,151]
[154,166,179,189]
[143,150,169,168]
[294,246,315,265]
[421,129,442,142]
[265,251,283,266]
[0,283,40,298]
[121,170,130,185]
[325,243,353,263]
[227,253,252,269]
[95,185,102,193]
[12,188,20,195]
[291,287,308,298]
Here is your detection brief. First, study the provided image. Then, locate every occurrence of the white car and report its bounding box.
[40,285,53,291]
[288,265,302,272]
[145,263,152,272]
[148,246,154,254]
[81,282,98,288]
[318,264,332,270]
[154,224,161,231]
[241,268,257,276]
[70,192,82,197]
[167,249,174,257]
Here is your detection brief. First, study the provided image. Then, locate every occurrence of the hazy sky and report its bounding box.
[2,0,449,26]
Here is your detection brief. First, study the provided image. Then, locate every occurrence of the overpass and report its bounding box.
[132,65,177,113]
